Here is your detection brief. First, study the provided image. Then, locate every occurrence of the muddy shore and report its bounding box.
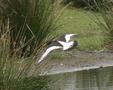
[38,50,113,75]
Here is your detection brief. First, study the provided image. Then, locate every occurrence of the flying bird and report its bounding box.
[37,34,78,63]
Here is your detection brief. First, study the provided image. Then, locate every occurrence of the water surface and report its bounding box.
[47,66,113,90]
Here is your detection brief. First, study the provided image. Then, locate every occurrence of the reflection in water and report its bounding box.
[48,66,113,90]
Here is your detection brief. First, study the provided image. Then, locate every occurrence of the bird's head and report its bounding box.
[73,40,81,48]
[73,40,79,47]
[72,40,80,49]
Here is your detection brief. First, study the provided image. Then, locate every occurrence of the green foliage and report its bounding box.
[63,0,106,10]
[94,1,113,48]
[0,30,50,89]
[0,0,62,90]
[0,0,61,56]
[56,7,104,51]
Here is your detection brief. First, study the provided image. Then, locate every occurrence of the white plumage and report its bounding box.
[58,41,74,50]
[65,34,76,42]
[37,34,78,63]
[38,46,62,63]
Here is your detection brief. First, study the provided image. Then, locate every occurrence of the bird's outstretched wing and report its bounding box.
[58,41,74,50]
[37,46,62,63]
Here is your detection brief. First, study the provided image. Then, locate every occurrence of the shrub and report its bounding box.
[63,0,105,10]
[94,0,113,50]
[0,0,61,57]
[0,0,62,89]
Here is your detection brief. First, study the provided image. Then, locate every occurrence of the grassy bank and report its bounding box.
[56,7,105,51]
[46,7,106,60]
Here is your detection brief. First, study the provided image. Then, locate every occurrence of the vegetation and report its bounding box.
[94,0,113,50]
[0,0,62,90]
[56,7,104,51]
[63,0,104,9]
[0,0,61,56]
[59,0,113,51]
[1,0,113,89]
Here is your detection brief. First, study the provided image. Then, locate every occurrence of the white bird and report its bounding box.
[37,34,78,63]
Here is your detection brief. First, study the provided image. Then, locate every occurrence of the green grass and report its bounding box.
[56,7,104,51]
[47,7,106,60]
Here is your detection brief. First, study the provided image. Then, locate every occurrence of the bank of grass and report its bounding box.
[56,7,105,51]
[48,7,105,60]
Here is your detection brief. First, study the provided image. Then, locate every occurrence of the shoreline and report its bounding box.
[38,50,113,75]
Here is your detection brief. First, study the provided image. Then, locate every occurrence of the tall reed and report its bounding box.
[0,0,62,89]
[92,1,113,49]
[0,0,62,57]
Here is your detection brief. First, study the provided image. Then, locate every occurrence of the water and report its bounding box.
[47,66,113,90]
